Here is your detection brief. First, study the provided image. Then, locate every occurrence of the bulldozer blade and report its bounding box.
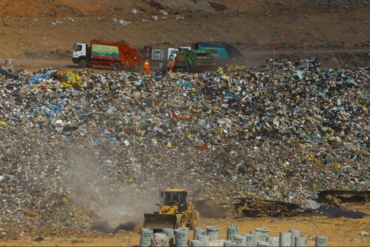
[143,214,177,230]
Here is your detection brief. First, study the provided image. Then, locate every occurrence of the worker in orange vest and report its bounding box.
[144,60,150,74]
[169,59,175,73]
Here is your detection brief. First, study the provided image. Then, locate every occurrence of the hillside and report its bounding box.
[0,0,369,62]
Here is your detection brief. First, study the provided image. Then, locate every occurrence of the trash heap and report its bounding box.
[0,60,369,229]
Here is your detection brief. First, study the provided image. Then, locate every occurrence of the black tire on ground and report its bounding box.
[189,211,199,229]
[112,62,122,71]
[78,59,87,68]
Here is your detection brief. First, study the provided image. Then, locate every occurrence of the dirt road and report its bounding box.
[1,215,369,246]
[1,48,368,72]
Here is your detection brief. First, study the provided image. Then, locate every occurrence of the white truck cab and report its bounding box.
[72,43,89,67]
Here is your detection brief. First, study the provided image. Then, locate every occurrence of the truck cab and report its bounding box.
[72,43,90,67]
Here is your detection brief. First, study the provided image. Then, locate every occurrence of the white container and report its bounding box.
[194,227,207,240]
[295,236,308,247]
[267,236,279,247]
[192,240,203,247]
[234,234,246,246]
[279,232,292,247]
[223,240,236,247]
[227,225,239,240]
[315,236,328,247]
[207,226,220,241]
[243,234,254,247]
[198,235,210,246]
[289,230,301,247]
[256,228,270,241]
[251,231,262,246]
[257,241,269,247]
[175,228,189,247]
[140,228,153,247]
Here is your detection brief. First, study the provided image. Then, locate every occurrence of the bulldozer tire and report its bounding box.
[112,62,122,71]
[78,59,87,68]
[176,214,187,228]
[189,211,199,229]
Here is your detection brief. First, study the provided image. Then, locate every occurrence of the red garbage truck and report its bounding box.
[72,39,143,70]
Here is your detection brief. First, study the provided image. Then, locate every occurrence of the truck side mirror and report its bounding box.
[160,192,163,198]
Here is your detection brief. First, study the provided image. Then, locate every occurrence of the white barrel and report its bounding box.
[295,236,307,247]
[234,235,246,246]
[267,236,279,247]
[223,240,236,247]
[175,228,189,247]
[315,236,328,247]
[251,231,262,246]
[242,234,254,247]
[289,230,301,247]
[207,226,220,241]
[191,240,203,247]
[257,241,269,247]
[279,232,292,247]
[198,235,210,246]
[5,59,14,70]
[163,228,175,247]
[179,227,190,246]
[227,225,239,240]
[194,227,207,240]
[140,228,153,247]
[256,228,270,241]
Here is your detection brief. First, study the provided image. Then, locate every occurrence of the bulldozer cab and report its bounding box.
[162,189,187,212]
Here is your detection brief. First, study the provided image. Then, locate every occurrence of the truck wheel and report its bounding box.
[176,214,187,228]
[78,59,87,68]
[189,211,199,229]
[112,62,122,71]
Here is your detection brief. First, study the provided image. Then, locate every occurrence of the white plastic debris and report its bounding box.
[119,20,132,26]
[160,10,168,16]
[176,15,185,20]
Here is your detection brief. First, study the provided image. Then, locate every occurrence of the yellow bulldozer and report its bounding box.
[143,189,199,230]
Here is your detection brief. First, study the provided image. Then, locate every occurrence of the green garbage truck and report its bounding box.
[173,50,216,72]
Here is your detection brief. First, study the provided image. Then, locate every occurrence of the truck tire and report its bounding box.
[78,59,87,68]
[176,214,187,228]
[112,62,122,71]
[189,211,199,229]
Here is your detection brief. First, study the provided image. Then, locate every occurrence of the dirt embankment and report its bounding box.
[0,0,369,62]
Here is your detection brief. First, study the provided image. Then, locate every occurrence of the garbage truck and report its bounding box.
[192,42,245,67]
[72,39,143,70]
[142,46,191,69]
[173,49,216,72]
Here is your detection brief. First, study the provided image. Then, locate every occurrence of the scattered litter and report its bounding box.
[119,20,132,26]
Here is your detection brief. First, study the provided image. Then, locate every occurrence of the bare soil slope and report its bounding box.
[0,0,368,63]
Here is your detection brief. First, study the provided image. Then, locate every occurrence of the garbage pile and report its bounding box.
[0,59,369,229]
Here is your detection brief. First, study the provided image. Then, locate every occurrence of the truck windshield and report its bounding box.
[75,45,83,52]
[196,53,211,57]
[164,192,179,205]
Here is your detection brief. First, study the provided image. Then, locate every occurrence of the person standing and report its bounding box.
[144,60,150,74]
[169,59,175,72]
